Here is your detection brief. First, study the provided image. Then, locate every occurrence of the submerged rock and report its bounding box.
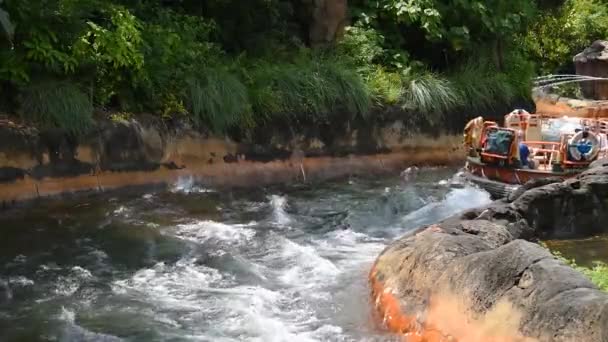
[371,163,608,341]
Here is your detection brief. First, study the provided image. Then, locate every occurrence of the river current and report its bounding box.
[0,168,492,342]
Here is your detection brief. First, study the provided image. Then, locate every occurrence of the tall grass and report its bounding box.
[364,66,404,106]
[188,68,251,132]
[401,71,459,124]
[449,59,516,113]
[247,58,371,123]
[19,81,93,134]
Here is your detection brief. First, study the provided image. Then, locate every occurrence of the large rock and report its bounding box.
[371,164,608,341]
[574,40,608,100]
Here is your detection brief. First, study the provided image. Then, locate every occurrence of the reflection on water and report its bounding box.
[544,235,608,267]
[0,168,491,342]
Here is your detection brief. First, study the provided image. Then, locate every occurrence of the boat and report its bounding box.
[462,109,608,197]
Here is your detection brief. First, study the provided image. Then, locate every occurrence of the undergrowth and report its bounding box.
[245,58,371,124]
[188,68,251,132]
[19,81,93,134]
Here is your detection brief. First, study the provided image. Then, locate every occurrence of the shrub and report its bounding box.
[338,26,386,67]
[19,81,93,134]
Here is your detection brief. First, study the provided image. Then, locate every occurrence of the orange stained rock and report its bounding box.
[369,262,536,342]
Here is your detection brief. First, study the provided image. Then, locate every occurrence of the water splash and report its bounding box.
[269,195,291,226]
[401,187,492,229]
[171,176,214,194]
[173,220,257,246]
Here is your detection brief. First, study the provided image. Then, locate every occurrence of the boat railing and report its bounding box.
[522,141,561,167]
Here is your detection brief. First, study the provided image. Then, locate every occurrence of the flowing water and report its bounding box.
[0,168,492,342]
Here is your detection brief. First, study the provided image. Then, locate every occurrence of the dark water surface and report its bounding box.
[0,168,492,342]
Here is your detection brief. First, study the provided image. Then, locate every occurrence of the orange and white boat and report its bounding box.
[463,109,608,195]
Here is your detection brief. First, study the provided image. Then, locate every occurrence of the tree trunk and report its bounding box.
[494,39,504,71]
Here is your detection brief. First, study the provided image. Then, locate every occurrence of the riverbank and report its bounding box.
[370,160,608,341]
[0,116,463,208]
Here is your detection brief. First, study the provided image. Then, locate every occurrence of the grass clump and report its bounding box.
[19,81,93,134]
[247,57,371,124]
[449,60,516,113]
[188,68,251,132]
[365,66,404,106]
[402,71,459,124]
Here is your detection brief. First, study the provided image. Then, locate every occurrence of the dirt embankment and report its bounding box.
[370,160,608,342]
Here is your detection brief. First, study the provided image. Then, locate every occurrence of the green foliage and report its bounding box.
[351,0,539,63]
[19,81,93,134]
[137,9,221,114]
[525,0,608,73]
[188,68,251,132]
[580,262,608,291]
[74,6,144,105]
[365,66,404,106]
[338,26,386,67]
[246,57,371,124]
[449,59,515,112]
[402,71,458,124]
[0,0,562,134]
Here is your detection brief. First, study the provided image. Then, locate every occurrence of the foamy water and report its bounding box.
[0,168,491,341]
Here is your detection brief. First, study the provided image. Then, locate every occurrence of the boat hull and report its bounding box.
[464,158,575,185]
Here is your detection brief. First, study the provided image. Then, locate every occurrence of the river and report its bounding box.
[0,168,492,342]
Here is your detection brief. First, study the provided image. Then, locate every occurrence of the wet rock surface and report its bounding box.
[373,163,608,341]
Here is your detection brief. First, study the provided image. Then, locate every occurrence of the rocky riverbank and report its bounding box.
[0,116,463,208]
[370,160,608,342]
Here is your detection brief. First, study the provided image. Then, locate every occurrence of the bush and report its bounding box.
[338,26,386,67]
[19,81,93,134]
[137,9,221,114]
